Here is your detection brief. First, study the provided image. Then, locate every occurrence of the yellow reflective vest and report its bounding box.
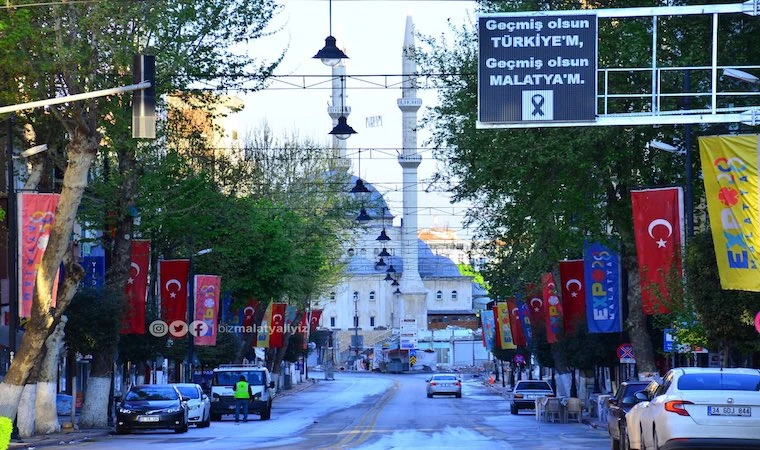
[234,380,251,399]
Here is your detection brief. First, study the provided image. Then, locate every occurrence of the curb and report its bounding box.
[8,381,321,449]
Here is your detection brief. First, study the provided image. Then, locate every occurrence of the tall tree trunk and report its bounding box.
[0,128,100,421]
[624,257,657,374]
[34,318,68,435]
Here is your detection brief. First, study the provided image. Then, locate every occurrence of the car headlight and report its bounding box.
[118,407,132,414]
[165,406,181,414]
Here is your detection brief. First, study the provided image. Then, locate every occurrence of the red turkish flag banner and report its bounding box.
[241,298,258,328]
[269,303,287,348]
[159,259,190,324]
[542,272,564,344]
[121,240,150,334]
[310,309,323,332]
[506,298,526,347]
[193,274,220,346]
[631,187,684,314]
[525,283,545,329]
[559,260,586,336]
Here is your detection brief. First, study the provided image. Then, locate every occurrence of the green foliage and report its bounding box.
[65,287,123,356]
[458,264,488,290]
[283,334,307,363]
[195,331,238,367]
[0,415,11,449]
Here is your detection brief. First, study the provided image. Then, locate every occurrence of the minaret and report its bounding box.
[397,16,427,328]
[329,61,351,171]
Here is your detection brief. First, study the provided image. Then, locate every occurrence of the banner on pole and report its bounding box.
[699,135,760,291]
[193,274,220,346]
[122,240,150,334]
[584,241,622,333]
[559,259,586,335]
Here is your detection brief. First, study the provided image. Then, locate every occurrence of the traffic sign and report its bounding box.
[617,343,635,363]
[514,354,525,365]
[664,328,674,352]
[477,12,597,125]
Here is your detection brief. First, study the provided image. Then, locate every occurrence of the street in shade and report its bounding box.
[38,372,609,450]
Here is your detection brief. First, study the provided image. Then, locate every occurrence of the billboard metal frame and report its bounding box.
[477,1,760,128]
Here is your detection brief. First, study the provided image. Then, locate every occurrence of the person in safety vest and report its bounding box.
[234,375,253,423]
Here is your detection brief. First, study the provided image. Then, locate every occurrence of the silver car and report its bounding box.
[426,374,462,398]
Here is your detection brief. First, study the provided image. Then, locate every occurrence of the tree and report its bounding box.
[0,0,283,424]
[416,0,760,378]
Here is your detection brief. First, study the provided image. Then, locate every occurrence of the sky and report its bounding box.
[230,0,479,238]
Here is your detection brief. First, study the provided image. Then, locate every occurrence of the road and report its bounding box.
[67,372,610,449]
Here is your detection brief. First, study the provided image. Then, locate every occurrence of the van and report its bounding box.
[209,364,275,421]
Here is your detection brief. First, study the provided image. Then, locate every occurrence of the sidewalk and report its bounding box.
[483,380,606,429]
[6,379,320,449]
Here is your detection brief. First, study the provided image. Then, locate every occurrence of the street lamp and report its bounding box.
[352,292,359,364]
[186,247,212,383]
[649,139,693,237]
[313,0,348,67]
[723,68,759,84]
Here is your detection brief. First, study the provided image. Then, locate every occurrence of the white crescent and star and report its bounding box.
[165,279,181,298]
[648,218,673,249]
[530,297,543,311]
[511,307,519,318]
[273,313,283,323]
[243,306,255,316]
[565,279,582,298]
[127,262,140,284]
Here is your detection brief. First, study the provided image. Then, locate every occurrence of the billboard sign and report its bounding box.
[478,12,597,125]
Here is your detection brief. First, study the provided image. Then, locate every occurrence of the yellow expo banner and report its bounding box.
[699,135,760,291]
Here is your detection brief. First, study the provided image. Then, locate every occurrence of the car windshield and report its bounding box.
[678,373,760,391]
[214,371,264,386]
[176,386,200,399]
[125,387,178,401]
[516,382,552,390]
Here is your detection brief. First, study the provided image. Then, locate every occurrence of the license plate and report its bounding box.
[708,406,751,416]
[440,383,450,386]
[138,415,159,422]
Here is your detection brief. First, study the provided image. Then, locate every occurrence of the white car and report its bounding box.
[173,383,211,427]
[624,380,660,450]
[638,367,760,450]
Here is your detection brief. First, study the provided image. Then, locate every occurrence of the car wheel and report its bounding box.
[175,420,189,433]
[199,410,211,428]
[115,425,129,435]
[260,401,272,421]
[456,393,462,398]
[510,404,518,415]
[427,393,433,398]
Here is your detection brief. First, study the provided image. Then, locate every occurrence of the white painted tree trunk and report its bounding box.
[0,384,24,424]
[34,382,59,434]
[16,384,36,438]
[35,318,67,434]
[78,377,110,428]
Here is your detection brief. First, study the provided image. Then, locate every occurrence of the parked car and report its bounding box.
[608,380,651,450]
[116,384,189,434]
[623,380,660,450]
[638,367,760,450]
[509,379,554,415]
[426,374,462,398]
[172,383,211,427]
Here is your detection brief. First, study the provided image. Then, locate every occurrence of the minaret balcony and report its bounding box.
[328,105,351,119]
[398,153,422,168]
[397,97,422,112]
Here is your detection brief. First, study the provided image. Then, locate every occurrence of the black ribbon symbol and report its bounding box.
[531,94,545,117]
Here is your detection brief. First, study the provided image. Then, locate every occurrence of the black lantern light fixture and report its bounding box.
[376,257,387,268]
[384,273,394,282]
[329,75,356,140]
[386,264,396,274]
[391,278,399,287]
[378,247,391,257]
[376,206,391,242]
[313,0,348,67]
[356,206,371,222]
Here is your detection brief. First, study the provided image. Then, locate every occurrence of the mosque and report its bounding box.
[313,17,490,371]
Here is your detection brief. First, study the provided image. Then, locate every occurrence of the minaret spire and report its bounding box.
[397,16,426,326]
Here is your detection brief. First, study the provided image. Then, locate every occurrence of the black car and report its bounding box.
[607,380,650,450]
[116,384,189,434]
